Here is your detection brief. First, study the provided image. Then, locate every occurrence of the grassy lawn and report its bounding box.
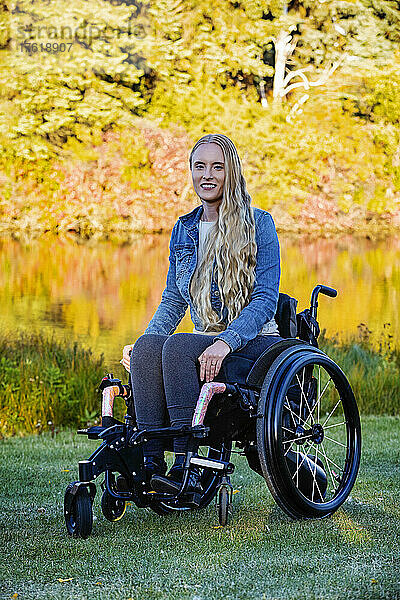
[1,416,399,600]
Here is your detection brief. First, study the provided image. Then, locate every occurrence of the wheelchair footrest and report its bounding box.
[77,426,107,439]
[190,456,234,475]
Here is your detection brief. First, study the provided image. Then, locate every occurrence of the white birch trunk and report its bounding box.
[273,30,291,104]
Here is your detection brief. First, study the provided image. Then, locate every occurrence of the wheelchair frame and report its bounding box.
[64,285,362,538]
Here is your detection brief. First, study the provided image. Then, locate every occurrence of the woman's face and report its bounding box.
[191,142,225,204]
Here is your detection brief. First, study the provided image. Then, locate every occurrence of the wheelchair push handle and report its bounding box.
[318,285,337,299]
[310,284,337,322]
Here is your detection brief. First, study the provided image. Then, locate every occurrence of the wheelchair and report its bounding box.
[64,285,361,538]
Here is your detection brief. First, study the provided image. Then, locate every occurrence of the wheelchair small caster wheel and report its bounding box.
[64,482,93,539]
[101,490,126,522]
[217,486,230,526]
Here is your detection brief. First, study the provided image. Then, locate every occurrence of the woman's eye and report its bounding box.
[194,164,224,171]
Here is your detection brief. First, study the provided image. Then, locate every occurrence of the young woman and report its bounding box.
[121,133,282,494]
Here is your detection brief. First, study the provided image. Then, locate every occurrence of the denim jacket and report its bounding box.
[144,205,280,352]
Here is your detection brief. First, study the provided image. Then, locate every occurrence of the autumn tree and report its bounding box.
[0,0,399,162]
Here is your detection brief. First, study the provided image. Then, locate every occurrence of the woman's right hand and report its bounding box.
[121,344,133,373]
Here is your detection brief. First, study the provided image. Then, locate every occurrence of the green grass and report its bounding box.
[1,417,399,600]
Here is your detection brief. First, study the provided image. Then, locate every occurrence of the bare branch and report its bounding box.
[286,93,309,123]
[282,66,312,89]
[281,57,345,97]
[259,79,268,107]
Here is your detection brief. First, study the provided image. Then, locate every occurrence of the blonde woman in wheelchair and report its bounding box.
[121,133,281,496]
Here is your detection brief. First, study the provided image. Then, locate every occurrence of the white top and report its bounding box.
[192,219,280,338]
[197,220,215,264]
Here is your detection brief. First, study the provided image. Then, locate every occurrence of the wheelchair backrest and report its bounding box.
[245,293,320,388]
[275,293,298,338]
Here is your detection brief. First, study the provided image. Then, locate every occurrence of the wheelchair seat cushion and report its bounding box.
[220,336,283,386]
[220,355,256,386]
[245,338,305,389]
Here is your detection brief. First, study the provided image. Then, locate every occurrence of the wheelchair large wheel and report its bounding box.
[149,442,232,515]
[257,345,361,519]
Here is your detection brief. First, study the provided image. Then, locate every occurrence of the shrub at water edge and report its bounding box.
[0,328,398,436]
[0,331,109,436]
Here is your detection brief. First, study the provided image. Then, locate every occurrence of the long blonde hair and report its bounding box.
[189,134,257,332]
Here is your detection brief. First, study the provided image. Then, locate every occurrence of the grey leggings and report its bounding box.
[129,332,281,457]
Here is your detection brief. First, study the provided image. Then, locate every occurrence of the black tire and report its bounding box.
[64,483,93,539]
[218,486,230,526]
[257,346,361,519]
[149,443,232,515]
[101,490,126,522]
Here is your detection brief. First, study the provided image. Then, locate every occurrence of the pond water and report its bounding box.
[0,234,399,372]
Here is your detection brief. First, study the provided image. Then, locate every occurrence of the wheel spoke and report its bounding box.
[309,449,325,503]
[284,400,307,428]
[296,372,315,425]
[298,368,305,425]
[324,421,347,430]
[311,451,316,502]
[303,375,333,430]
[324,435,347,448]
[318,441,338,493]
[322,397,342,427]
[283,438,296,456]
[319,442,344,473]
[319,377,333,403]
[303,404,317,430]
[283,432,313,451]
[290,450,308,481]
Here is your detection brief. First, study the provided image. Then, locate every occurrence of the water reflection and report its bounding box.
[0,234,399,371]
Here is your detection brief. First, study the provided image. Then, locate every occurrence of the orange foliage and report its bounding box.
[0,119,198,237]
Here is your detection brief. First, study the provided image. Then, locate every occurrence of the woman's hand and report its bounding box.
[198,340,231,383]
[121,344,133,373]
